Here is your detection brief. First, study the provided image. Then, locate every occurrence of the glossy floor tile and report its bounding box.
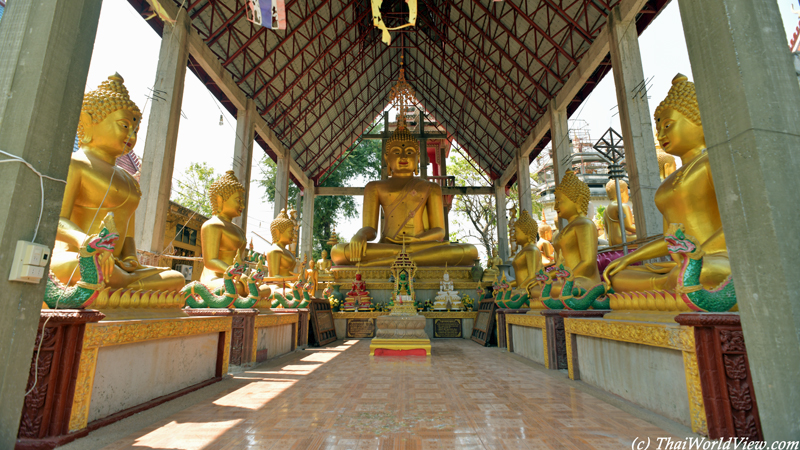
[95,339,685,449]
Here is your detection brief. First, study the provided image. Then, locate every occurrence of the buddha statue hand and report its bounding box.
[664,224,736,312]
[116,254,143,272]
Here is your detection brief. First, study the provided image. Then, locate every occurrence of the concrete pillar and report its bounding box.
[381,112,389,180]
[273,154,290,219]
[420,138,428,179]
[301,181,315,260]
[136,12,190,253]
[549,101,570,230]
[679,0,800,441]
[516,148,533,214]
[0,0,102,445]
[232,99,256,230]
[494,184,509,262]
[608,5,663,239]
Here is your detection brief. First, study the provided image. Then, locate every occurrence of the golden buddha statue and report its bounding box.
[481,247,503,282]
[603,179,637,246]
[510,210,543,297]
[200,170,269,298]
[51,74,185,291]
[304,257,319,296]
[551,170,601,296]
[316,249,334,280]
[265,209,298,280]
[655,134,678,180]
[330,115,478,267]
[508,204,518,256]
[604,74,731,293]
[537,216,555,266]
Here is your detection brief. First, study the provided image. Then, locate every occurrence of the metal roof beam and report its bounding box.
[316,186,493,196]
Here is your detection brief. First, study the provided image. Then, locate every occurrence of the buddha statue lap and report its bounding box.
[200,171,269,299]
[330,116,478,267]
[604,74,731,298]
[549,170,602,297]
[50,74,185,291]
[603,179,637,246]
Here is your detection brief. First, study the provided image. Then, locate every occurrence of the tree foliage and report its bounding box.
[256,127,381,259]
[447,153,541,259]
[171,162,215,217]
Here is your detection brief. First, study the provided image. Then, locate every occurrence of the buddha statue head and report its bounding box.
[384,119,420,177]
[554,170,590,221]
[657,149,678,180]
[604,179,629,203]
[514,210,539,247]
[78,73,142,159]
[654,74,705,158]
[270,208,296,247]
[208,170,245,219]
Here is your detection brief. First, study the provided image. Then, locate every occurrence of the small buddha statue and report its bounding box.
[316,249,334,280]
[264,209,299,293]
[537,216,555,266]
[510,210,544,299]
[200,171,269,298]
[481,247,503,282]
[344,272,371,311]
[603,179,637,246]
[303,257,319,296]
[604,74,731,293]
[330,111,478,266]
[551,170,602,296]
[508,204,518,256]
[655,134,678,180]
[50,74,185,291]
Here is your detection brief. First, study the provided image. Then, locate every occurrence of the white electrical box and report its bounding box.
[9,241,51,284]
[177,264,193,281]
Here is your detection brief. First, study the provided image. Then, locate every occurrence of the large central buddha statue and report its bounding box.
[51,74,185,291]
[330,116,478,267]
[604,74,730,292]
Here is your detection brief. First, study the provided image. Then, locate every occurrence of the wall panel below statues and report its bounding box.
[510,327,545,365]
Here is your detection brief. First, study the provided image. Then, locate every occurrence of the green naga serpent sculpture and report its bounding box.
[664,224,736,312]
[494,273,531,309]
[540,256,610,310]
[268,273,311,309]
[181,252,266,308]
[44,213,120,309]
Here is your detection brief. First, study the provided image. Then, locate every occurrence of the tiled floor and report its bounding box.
[96,339,684,449]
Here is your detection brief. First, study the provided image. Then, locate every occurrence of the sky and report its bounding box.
[84,0,800,260]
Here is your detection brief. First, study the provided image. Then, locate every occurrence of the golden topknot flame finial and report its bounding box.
[388,54,416,131]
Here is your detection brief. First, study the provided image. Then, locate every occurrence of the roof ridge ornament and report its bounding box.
[371,0,418,45]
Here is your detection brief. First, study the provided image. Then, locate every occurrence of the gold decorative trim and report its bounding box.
[566,331,575,380]
[83,317,232,349]
[70,317,232,432]
[333,312,387,319]
[506,314,545,328]
[608,290,692,312]
[68,348,98,431]
[542,323,549,369]
[421,311,478,319]
[563,318,694,352]
[682,339,708,435]
[254,313,299,328]
[92,287,185,310]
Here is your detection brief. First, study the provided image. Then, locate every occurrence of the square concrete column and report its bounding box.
[494,184,509,262]
[232,99,256,230]
[516,148,533,215]
[549,101,570,230]
[608,5,663,239]
[301,181,315,260]
[0,0,102,445]
[273,154,290,219]
[679,0,800,441]
[419,138,429,179]
[136,12,191,253]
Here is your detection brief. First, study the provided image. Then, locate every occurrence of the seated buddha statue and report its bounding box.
[510,210,544,299]
[344,272,371,310]
[537,217,555,266]
[604,74,731,293]
[263,209,299,292]
[550,170,602,296]
[481,247,503,282]
[656,135,678,180]
[316,249,334,281]
[200,171,269,298]
[434,267,461,310]
[50,74,185,291]
[330,116,478,267]
[603,179,637,246]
